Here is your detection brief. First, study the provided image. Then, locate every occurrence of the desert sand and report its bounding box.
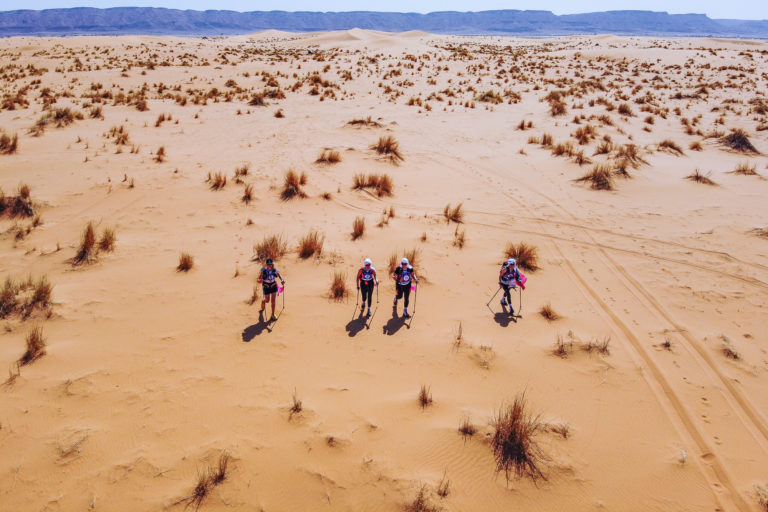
[1,29,768,511]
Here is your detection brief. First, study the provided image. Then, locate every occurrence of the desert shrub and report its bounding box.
[352,173,393,196]
[504,242,539,271]
[685,169,717,185]
[582,337,611,355]
[249,93,266,106]
[443,202,464,223]
[575,164,614,191]
[73,221,97,265]
[0,277,19,317]
[405,486,440,512]
[0,130,19,154]
[731,162,758,175]
[347,116,382,127]
[614,144,647,167]
[253,234,287,261]
[459,417,477,438]
[689,141,703,151]
[476,90,503,104]
[540,133,553,146]
[370,136,404,163]
[154,146,166,162]
[177,252,194,272]
[209,172,227,190]
[658,139,684,156]
[98,227,116,252]
[418,385,433,409]
[721,129,758,153]
[19,325,46,366]
[618,103,634,116]
[329,271,348,300]
[492,392,546,483]
[298,230,324,259]
[242,183,253,204]
[351,216,365,240]
[315,149,341,164]
[281,170,307,200]
[539,303,559,321]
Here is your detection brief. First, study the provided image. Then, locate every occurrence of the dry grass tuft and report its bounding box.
[253,234,287,262]
[329,271,348,301]
[315,149,342,164]
[539,303,560,321]
[290,389,303,417]
[552,335,572,359]
[177,252,194,272]
[658,139,684,156]
[0,130,19,154]
[281,170,307,200]
[298,230,324,259]
[492,392,546,483]
[154,146,166,162]
[722,342,740,360]
[347,116,382,127]
[353,173,393,196]
[418,385,433,409]
[73,221,97,265]
[731,162,758,175]
[405,486,441,512]
[443,203,464,223]
[685,169,717,185]
[210,452,231,486]
[209,172,227,190]
[19,325,46,366]
[548,423,570,439]
[575,164,614,191]
[582,337,611,355]
[351,216,365,240]
[721,129,758,153]
[98,227,116,252]
[242,183,253,204]
[458,416,477,439]
[370,136,404,163]
[689,141,703,151]
[504,242,539,272]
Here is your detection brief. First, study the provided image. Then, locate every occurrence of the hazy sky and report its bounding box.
[1,1,767,20]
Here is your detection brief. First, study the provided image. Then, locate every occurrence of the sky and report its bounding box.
[1,1,766,21]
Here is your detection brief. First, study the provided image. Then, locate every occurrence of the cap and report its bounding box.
[266,258,274,265]
[364,258,372,265]
[507,258,516,266]
[401,257,409,265]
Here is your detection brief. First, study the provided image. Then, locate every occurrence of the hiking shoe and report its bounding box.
[361,304,365,312]
[367,308,372,317]
[270,314,277,321]
[509,308,515,316]
[403,308,410,318]
[500,298,507,306]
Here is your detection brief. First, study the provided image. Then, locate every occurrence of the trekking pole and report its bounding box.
[518,286,522,316]
[355,285,360,308]
[282,284,286,311]
[486,286,501,307]
[412,284,418,315]
[376,282,379,303]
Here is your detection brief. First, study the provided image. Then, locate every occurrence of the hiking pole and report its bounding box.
[376,282,379,303]
[517,286,522,316]
[486,286,501,307]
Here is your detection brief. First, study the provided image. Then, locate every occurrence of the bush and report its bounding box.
[98,227,116,252]
[177,252,194,272]
[658,139,684,156]
[253,234,287,261]
[492,392,546,483]
[443,203,464,223]
[685,169,717,185]
[504,242,539,271]
[315,149,341,164]
[0,130,19,154]
[73,221,96,265]
[731,162,758,175]
[281,170,307,200]
[721,129,758,153]
[351,216,365,240]
[19,325,46,366]
[298,230,324,259]
[575,164,614,191]
[539,303,559,321]
[370,136,404,163]
[329,271,348,301]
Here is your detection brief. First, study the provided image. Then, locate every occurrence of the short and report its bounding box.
[262,281,278,296]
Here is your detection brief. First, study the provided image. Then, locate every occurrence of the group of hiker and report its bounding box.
[256,256,525,322]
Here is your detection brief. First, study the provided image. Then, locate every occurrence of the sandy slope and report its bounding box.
[1,30,768,511]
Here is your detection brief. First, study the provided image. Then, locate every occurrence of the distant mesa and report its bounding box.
[0,8,767,37]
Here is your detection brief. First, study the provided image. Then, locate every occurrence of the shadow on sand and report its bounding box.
[242,311,273,341]
[345,314,368,337]
[382,306,408,335]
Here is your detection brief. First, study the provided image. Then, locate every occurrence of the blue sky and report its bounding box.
[1,1,767,20]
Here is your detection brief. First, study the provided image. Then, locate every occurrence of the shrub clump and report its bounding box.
[505,242,539,272]
[298,230,324,259]
[281,170,307,200]
[492,392,546,483]
[370,136,404,163]
[720,129,758,153]
[253,234,287,262]
[575,164,614,191]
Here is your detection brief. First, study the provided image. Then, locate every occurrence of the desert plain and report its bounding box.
[1,28,768,511]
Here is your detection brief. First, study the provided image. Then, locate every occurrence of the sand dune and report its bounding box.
[1,31,768,512]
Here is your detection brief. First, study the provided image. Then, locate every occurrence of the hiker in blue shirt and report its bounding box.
[392,258,418,318]
[257,258,284,321]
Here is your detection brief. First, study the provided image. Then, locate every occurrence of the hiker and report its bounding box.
[392,258,418,318]
[356,258,378,317]
[258,258,285,321]
[499,258,520,315]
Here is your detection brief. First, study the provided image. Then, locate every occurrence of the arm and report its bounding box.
[356,269,361,289]
[277,271,285,285]
[373,269,378,284]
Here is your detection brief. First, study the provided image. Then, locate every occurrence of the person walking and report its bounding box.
[499,258,519,315]
[356,258,378,317]
[392,257,418,318]
[258,258,285,321]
